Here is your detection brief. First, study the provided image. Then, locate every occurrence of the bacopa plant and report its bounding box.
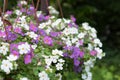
[0,0,105,80]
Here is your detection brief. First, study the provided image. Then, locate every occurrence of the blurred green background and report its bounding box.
[0,0,120,80]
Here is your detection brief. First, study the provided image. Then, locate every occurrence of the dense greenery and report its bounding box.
[0,0,120,80]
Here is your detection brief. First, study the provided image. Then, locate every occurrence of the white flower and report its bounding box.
[7,54,18,61]
[1,60,13,74]
[26,32,38,39]
[45,58,52,66]
[15,10,22,16]
[20,1,27,5]
[50,56,59,63]
[20,77,29,80]
[36,11,42,17]
[38,71,50,80]
[31,44,37,49]
[78,33,86,39]
[58,59,65,63]
[69,27,78,34]
[71,38,78,43]
[38,23,46,29]
[93,38,102,47]
[52,49,63,56]
[0,45,9,55]
[82,22,90,30]
[48,6,59,15]
[56,63,63,70]
[0,17,3,26]
[18,43,30,54]
[82,74,87,80]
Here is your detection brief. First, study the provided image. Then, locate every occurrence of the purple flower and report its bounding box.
[90,50,97,56]
[38,14,45,21]
[50,32,59,37]
[29,22,38,32]
[0,30,6,37]
[71,15,76,22]
[38,29,46,36]
[63,46,73,51]
[14,27,24,35]
[6,10,12,15]
[24,54,32,64]
[74,59,80,66]
[63,52,69,57]
[5,31,18,41]
[74,66,82,73]
[79,40,83,46]
[70,47,84,58]
[11,50,20,58]
[21,8,26,13]
[43,36,53,45]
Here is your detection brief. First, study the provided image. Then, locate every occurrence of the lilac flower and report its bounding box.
[10,44,18,53]
[5,31,18,41]
[70,47,84,58]
[63,46,73,51]
[43,36,53,45]
[0,30,6,37]
[79,40,83,46]
[90,50,97,56]
[20,8,26,13]
[38,29,46,36]
[63,52,69,57]
[11,50,20,58]
[6,10,12,15]
[38,14,46,21]
[14,27,23,34]
[74,66,82,73]
[71,15,76,22]
[50,32,59,37]
[29,22,38,32]
[24,54,32,64]
[74,59,80,66]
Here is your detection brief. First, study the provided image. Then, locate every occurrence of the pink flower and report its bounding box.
[24,54,32,64]
[90,50,97,56]
[43,36,53,45]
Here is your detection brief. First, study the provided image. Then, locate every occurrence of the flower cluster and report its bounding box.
[0,1,105,80]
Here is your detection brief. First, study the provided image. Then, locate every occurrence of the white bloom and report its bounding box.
[69,27,78,34]
[52,49,63,56]
[0,45,9,55]
[15,10,22,16]
[38,23,46,29]
[50,56,59,63]
[56,63,63,70]
[45,27,52,34]
[26,32,38,39]
[82,22,90,30]
[93,38,102,47]
[48,6,59,15]
[58,59,65,63]
[95,47,104,59]
[82,74,87,80]
[36,11,42,17]
[88,44,93,51]
[20,77,29,80]
[45,58,52,66]
[78,33,86,39]
[20,1,27,5]
[38,71,50,80]
[18,43,30,54]
[63,28,70,35]
[1,60,13,74]
[7,54,18,61]
[71,38,78,43]
[0,17,3,26]
[31,44,37,49]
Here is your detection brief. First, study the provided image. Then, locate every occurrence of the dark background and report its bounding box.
[0,0,120,79]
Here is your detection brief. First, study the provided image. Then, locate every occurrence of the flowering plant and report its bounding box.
[0,1,105,80]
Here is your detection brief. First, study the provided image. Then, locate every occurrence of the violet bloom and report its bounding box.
[74,59,80,66]
[90,50,97,56]
[10,44,18,53]
[74,66,82,73]
[38,14,46,22]
[63,46,73,51]
[79,40,83,46]
[63,52,69,58]
[11,50,20,58]
[14,27,24,35]
[29,22,38,32]
[24,54,32,64]
[5,31,18,41]
[0,30,6,38]
[71,15,76,22]
[21,8,26,13]
[70,47,84,58]
[38,29,46,36]
[50,32,59,37]
[43,36,53,45]
[6,10,12,15]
